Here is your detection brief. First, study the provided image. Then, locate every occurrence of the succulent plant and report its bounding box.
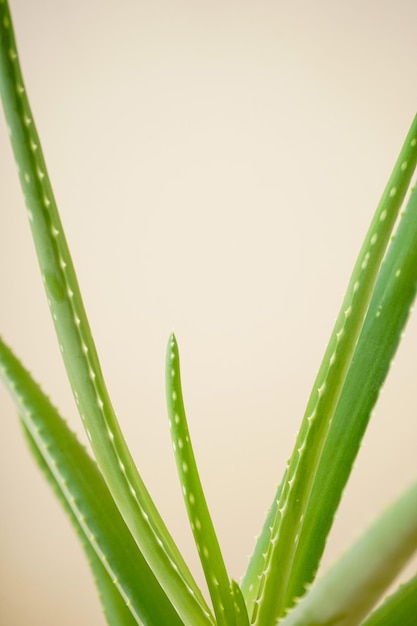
[1,1,417,624]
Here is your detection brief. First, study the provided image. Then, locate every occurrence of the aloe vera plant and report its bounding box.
[1,1,417,624]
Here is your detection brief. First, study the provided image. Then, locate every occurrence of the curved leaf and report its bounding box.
[280,480,417,626]
[22,424,141,626]
[244,114,417,624]
[0,3,212,624]
[361,574,417,626]
[0,336,185,626]
[166,333,248,626]
[281,178,417,609]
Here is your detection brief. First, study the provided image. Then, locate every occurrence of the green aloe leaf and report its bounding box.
[21,424,140,626]
[2,2,417,625]
[242,114,417,624]
[0,3,212,624]
[280,176,417,611]
[0,336,185,626]
[279,480,417,626]
[361,574,417,626]
[166,333,249,626]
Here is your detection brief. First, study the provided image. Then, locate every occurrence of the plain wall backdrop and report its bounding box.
[1,0,417,624]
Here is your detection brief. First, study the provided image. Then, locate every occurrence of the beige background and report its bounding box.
[1,0,417,624]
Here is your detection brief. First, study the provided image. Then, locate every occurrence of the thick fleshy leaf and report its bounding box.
[0,336,185,626]
[361,574,417,626]
[0,3,212,624]
[242,114,417,624]
[21,424,140,626]
[279,481,417,626]
[280,177,417,610]
[166,334,249,626]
